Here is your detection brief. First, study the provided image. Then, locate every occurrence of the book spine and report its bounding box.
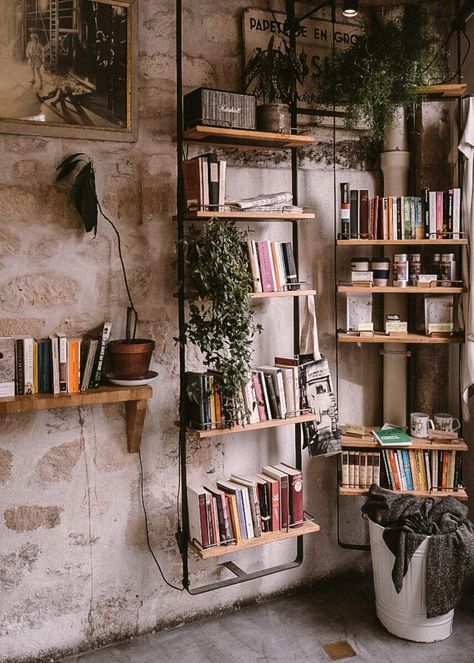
[90,322,112,388]
[256,241,275,292]
[387,196,393,240]
[258,370,272,421]
[340,182,350,237]
[282,242,297,284]
[15,339,24,396]
[341,451,349,487]
[359,451,367,488]
[424,450,432,490]
[57,334,68,392]
[276,243,287,289]
[447,189,454,237]
[251,371,266,421]
[67,340,80,394]
[408,451,418,490]
[280,475,289,529]
[401,450,413,490]
[403,197,411,240]
[350,189,359,238]
[288,470,303,526]
[421,187,430,238]
[381,450,393,490]
[247,240,262,293]
[372,452,380,487]
[359,189,369,237]
[388,450,400,490]
[49,336,60,395]
[23,338,34,395]
[453,187,461,238]
[33,340,38,394]
[415,197,424,240]
[218,160,226,209]
[263,373,279,419]
[270,242,282,291]
[227,494,241,542]
[436,191,443,237]
[429,191,437,239]
[269,480,280,531]
[349,451,355,488]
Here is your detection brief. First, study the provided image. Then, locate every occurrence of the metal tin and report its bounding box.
[393,254,409,286]
[351,257,370,271]
[440,253,456,286]
[409,253,421,284]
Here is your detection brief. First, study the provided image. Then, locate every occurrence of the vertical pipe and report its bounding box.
[176,0,189,591]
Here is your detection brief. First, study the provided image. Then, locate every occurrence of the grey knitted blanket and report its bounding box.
[362,485,474,618]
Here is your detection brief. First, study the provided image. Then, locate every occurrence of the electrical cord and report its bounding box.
[138,449,184,591]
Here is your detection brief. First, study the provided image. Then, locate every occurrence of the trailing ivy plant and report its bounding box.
[184,218,261,424]
[314,6,448,150]
[55,153,138,338]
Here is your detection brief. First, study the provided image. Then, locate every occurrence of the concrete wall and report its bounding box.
[0,1,456,661]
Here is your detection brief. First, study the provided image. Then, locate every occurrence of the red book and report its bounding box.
[252,371,267,421]
[388,450,401,490]
[256,241,275,292]
[182,159,202,210]
[262,465,289,529]
[436,191,444,237]
[186,485,209,548]
[275,462,304,527]
[359,189,369,237]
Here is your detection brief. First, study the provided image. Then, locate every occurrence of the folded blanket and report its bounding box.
[362,485,474,617]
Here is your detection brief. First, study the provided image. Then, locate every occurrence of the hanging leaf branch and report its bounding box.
[56,154,139,339]
[184,219,262,424]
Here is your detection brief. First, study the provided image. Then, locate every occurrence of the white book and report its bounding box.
[49,335,60,395]
[81,339,99,392]
[372,453,381,486]
[247,240,262,293]
[453,187,461,238]
[57,331,68,393]
[257,366,286,418]
[257,370,272,421]
[276,242,287,289]
[243,379,259,424]
[228,477,254,538]
[0,337,15,397]
[349,451,355,488]
[424,451,432,491]
[218,160,226,209]
[23,337,34,395]
[187,485,208,548]
[395,451,406,490]
[341,451,349,486]
[449,451,456,490]
[431,451,438,489]
[278,367,295,415]
[230,474,261,537]
[429,191,437,239]
[266,241,277,292]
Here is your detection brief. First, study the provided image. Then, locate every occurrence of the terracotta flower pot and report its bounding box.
[108,339,155,380]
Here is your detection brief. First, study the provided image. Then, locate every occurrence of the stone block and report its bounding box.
[33,440,84,485]
[0,449,13,485]
[4,506,63,532]
[0,272,80,309]
[13,161,39,180]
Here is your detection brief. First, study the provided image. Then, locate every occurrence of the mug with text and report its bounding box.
[434,412,461,433]
[410,412,434,439]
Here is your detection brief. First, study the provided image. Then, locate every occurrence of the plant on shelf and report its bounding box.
[183,218,261,424]
[245,34,308,133]
[56,154,154,379]
[314,6,448,149]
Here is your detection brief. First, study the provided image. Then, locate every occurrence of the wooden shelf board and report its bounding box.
[337,239,467,246]
[189,519,320,560]
[417,83,467,98]
[0,386,153,454]
[338,332,464,345]
[249,289,317,299]
[182,125,314,149]
[341,434,468,452]
[339,487,468,501]
[178,211,315,221]
[338,285,464,294]
[187,413,317,439]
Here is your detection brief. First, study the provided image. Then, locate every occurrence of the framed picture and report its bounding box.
[0,0,138,142]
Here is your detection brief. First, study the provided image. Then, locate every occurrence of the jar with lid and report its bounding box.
[393,254,409,287]
[432,253,441,278]
[440,253,456,287]
[409,254,421,285]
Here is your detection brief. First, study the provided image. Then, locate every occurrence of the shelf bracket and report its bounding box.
[125,399,149,453]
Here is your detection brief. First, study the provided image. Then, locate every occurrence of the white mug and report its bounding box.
[434,412,461,433]
[410,412,435,439]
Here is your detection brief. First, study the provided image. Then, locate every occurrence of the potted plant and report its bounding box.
[183,218,261,425]
[56,154,155,380]
[245,35,308,133]
[314,6,448,151]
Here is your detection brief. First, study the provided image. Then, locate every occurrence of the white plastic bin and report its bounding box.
[368,519,454,642]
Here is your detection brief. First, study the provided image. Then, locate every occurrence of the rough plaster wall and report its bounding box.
[0,1,452,661]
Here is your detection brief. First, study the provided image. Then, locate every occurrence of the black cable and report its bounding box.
[138,449,184,592]
[443,29,471,83]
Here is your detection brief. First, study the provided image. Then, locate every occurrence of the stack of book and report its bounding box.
[246,240,298,293]
[340,450,381,489]
[187,462,304,549]
[182,154,226,211]
[380,448,462,492]
[340,184,461,239]
[185,356,304,430]
[0,322,112,398]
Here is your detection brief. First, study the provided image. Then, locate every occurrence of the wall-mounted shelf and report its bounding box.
[187,413,317,439]
[338,285,465,294]
[176,211,315,221]
[249,289,317,299]
[0,386,153,453]
[338,332,464,345]
[340,486,468,500]
[190,519,320,560]
[337,239,467,246]
[417,83,467,98]
[182,125,314,149]
[341,435,468,452]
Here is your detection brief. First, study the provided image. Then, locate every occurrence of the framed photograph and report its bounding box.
[0,0,138,142]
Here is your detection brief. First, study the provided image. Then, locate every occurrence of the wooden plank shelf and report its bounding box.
[338,285,465,294]
[338,332,464,345]
[337,239,467,246]
[249,289,317,299]
[341,434,468,452]
[417,83,467,98]
[339,487,468,501]
[0,386,153,454]
[187,412,317,439]
[189,519,320,560]
[182,125,314,149]
[178,211,315,221]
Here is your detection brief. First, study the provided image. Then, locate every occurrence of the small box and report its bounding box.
[184,88,257,131]
[418,274,438,287]
[385,321,408,334]
[351,270,373,283]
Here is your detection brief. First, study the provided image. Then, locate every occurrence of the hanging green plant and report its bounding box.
[184,219,261,424]
[314,6,448,149]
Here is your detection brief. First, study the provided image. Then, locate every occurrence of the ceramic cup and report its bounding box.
[434,412,461,432]
[371,258,390,286]
[410,412,435,438]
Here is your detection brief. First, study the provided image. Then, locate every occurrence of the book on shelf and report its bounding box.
[378,448,462,493]
[341,450,381,489]
[371,426,412,446]
[246,240,298,294]
[0,337,16,398]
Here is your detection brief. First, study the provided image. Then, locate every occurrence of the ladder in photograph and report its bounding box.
[49,0,59,71]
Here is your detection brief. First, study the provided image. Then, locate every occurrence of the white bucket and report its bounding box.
[368,519,454,642]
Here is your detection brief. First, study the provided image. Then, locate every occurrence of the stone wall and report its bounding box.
[0,1,457,662]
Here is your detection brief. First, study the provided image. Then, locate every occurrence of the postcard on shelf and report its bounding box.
[418,274,438,286]
[0,337,15,398]
[346,293,373,332]
[372,427,412,446]
[424,295,454,336]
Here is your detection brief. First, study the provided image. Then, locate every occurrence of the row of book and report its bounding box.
[339,185,461,240]
[246,240,298,293]
[185,357,303,430]
[0,323,111,398]
[182,154,226,212]
[187,462,304,549]
[341,448,463,492]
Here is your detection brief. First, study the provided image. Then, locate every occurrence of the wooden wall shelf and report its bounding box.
[178,211,315,221]
[337,239,467,246]
[339,487,468,501]
[190,519,320,560]
[187,412,317,439]
[417,83,467,98]
[249,289,317,299]
[0,385,153,454]
[338,285,464,294]
[182,125,314,149]
[341,434,468,452]
[338,332,464,345]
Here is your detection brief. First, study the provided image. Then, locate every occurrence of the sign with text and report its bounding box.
[243,7,362,113]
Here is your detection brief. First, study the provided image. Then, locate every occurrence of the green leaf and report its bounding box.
[55,158,83,182]
[56,153,88,171]
[80,183,99,234]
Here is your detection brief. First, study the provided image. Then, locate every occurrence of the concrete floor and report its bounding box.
[65,575,474,663]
